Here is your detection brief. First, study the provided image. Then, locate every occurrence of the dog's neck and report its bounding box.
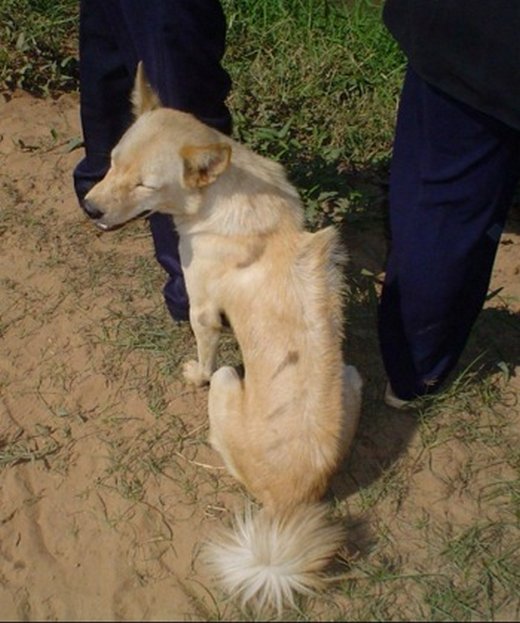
[175,151,305,238]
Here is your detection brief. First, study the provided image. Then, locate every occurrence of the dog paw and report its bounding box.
[182,360,210,387]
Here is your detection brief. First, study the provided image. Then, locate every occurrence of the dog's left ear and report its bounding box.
[180,143,232,189]
[132,61,162,117]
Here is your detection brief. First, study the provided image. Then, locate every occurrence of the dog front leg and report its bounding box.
[183,306,222,387]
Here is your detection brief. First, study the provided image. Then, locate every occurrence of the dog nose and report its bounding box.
[82,199,104,220]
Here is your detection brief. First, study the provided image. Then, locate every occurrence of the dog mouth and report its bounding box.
[95,209,153,231]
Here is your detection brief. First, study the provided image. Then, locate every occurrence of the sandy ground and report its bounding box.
[0,91,519,621]
[0,91,236,621]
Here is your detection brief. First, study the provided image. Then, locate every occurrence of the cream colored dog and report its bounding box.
[84,64,362,614]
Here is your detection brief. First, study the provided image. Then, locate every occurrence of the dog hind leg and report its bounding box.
[208,366,245,483]
[341,364,362,454]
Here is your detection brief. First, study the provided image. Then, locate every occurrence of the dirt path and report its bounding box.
[0,91,519,621]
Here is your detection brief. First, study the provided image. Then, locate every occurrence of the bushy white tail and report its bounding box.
[203,503,344,615]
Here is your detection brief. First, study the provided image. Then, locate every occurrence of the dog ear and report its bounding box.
[131,61,162,117]
[180,143,232,189]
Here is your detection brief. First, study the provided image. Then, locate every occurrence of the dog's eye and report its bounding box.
[135,182,155,190]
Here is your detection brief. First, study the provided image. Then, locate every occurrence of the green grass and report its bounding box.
[0,0,78,94]
[223,0,404,225]
[224,0,403,160]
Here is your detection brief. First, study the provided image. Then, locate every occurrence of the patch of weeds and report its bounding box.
[415,359,515,449]
[132,255,168,300]
[92,305,194,382]
[175,575,245,623]
[421,522,520,621]
[97,411,225,508]
[0,0,78,95]
[215,330,242,371]
[356,459,410,514]
[334,553,433,622]
[0,428,60,468]
[222,0,404,226]
[480,476,520,524]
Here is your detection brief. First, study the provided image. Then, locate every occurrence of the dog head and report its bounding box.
[83,62,231,231]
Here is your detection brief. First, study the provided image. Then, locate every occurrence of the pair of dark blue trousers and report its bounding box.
[379,67,520,400]
[73,0,232,322]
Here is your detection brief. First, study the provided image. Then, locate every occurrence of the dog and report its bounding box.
[84,63,362,614]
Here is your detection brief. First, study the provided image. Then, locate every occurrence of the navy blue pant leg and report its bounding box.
[378,67,520,400]
[73,0,231,322]
[73,0,134,203]
[117,1,231,134]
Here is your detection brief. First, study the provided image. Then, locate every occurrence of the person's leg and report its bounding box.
[379,67,520,401]
[74,0,231,322]
[148,213,190,322]
[73,0,134,205]
[119,0,231,133]
[117,0,232,322]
